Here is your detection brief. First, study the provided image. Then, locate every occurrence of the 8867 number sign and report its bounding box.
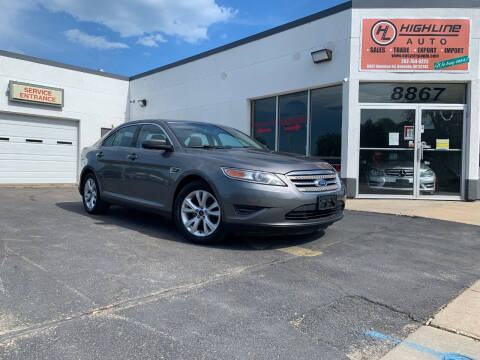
[391,86,446,102]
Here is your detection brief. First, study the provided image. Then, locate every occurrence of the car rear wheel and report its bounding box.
[174,181,225,244]
[82,174,110,214]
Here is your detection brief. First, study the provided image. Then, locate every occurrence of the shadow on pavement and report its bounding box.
[56,201,323,251]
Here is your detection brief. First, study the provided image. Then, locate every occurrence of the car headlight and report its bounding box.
[222,168,286,186]
[421,169,434,177]
[370,168,385,176]
[335,173,342,187]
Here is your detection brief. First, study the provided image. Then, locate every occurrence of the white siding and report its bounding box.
[348,7,480,186]
[129,10,352,135]
[0,54,129,183]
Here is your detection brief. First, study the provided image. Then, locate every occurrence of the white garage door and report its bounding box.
[0,114,78,184]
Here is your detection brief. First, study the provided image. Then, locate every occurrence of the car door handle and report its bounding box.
[127,153,138,160]
[96,151,104,158]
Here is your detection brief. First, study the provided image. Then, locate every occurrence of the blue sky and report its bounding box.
[0,0,346,77]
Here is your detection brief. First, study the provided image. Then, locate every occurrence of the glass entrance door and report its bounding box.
[417,108,464,198]
[359,106,465,199]
[359,108,417,196]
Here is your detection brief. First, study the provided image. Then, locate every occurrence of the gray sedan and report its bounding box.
[79,120,345,243]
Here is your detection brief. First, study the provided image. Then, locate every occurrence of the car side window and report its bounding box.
[136,124,169,148]
[102,133,116,147]
[112,126,136,147]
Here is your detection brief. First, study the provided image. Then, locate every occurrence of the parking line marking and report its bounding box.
[6,246,48,272]
[278,246,322,257]
[364,329,477,360]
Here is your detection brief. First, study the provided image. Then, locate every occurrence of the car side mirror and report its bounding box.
[142,139,173,151]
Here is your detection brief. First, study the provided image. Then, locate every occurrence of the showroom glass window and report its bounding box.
[251,97,276,149]
[251,86,342,163]
[279,91,308,155]
[310,85,342,165]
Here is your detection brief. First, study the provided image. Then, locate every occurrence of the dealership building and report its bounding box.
[0,0,479,201]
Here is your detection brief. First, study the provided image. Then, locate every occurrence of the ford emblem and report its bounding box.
[315,179,328,187]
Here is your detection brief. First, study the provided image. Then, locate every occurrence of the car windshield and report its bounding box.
[168,122,264,149]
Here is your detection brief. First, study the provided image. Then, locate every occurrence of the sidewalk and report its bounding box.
[346,199,480,359]
[379,281,480,360]
[345,199,480,227]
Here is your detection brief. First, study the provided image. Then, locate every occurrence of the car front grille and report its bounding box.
[286,170,339,192]
[385,168,414,177]
[285,203,344,220]
[382,181,412,188]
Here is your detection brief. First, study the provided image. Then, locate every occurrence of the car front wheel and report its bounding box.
[174,181,225,244]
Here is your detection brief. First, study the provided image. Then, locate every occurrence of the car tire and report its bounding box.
[82,173,110,214]
[174,181,225,244]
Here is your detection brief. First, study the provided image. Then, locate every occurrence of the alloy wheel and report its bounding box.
[181,190,221,237]
[84,178,97,211]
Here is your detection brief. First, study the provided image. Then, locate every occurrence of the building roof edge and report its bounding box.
[0,50,129,81]
[130,1,352,80]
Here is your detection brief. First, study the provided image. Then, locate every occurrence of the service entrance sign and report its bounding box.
[361,19,470,72]
[9,81,64,107]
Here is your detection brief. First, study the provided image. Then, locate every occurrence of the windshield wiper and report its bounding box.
[188,145,232,149]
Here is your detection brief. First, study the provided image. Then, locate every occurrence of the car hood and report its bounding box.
[184,148,334,174]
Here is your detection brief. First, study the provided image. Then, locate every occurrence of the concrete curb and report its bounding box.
[429,280,480,341]
[345,199,480,227]
[379,281,480,359]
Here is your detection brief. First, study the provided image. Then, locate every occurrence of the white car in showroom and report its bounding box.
[368,162,436,193]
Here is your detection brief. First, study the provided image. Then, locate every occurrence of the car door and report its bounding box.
[96,125,138,196]
[123,123,176,208]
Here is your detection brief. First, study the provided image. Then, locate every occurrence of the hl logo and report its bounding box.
[371,20,397,46]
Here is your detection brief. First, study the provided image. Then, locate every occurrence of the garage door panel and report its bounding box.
[0,153,76,162]
[0,160,76,172]
[0,121,76,131]
[0,115,78,184]
[0,126,77,142]
[0,142,77,155]
[0,116,76,128]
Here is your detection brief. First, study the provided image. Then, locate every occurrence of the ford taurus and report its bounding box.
[79,120,345,243]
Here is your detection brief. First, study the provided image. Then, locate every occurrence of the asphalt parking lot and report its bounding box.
[0,187,479,359]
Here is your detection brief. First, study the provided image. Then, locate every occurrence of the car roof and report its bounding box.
[120,119,227,128]
[120,119,167,126]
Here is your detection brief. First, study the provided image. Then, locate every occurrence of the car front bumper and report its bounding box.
[216,177,345,232]
[368,175,436,192]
